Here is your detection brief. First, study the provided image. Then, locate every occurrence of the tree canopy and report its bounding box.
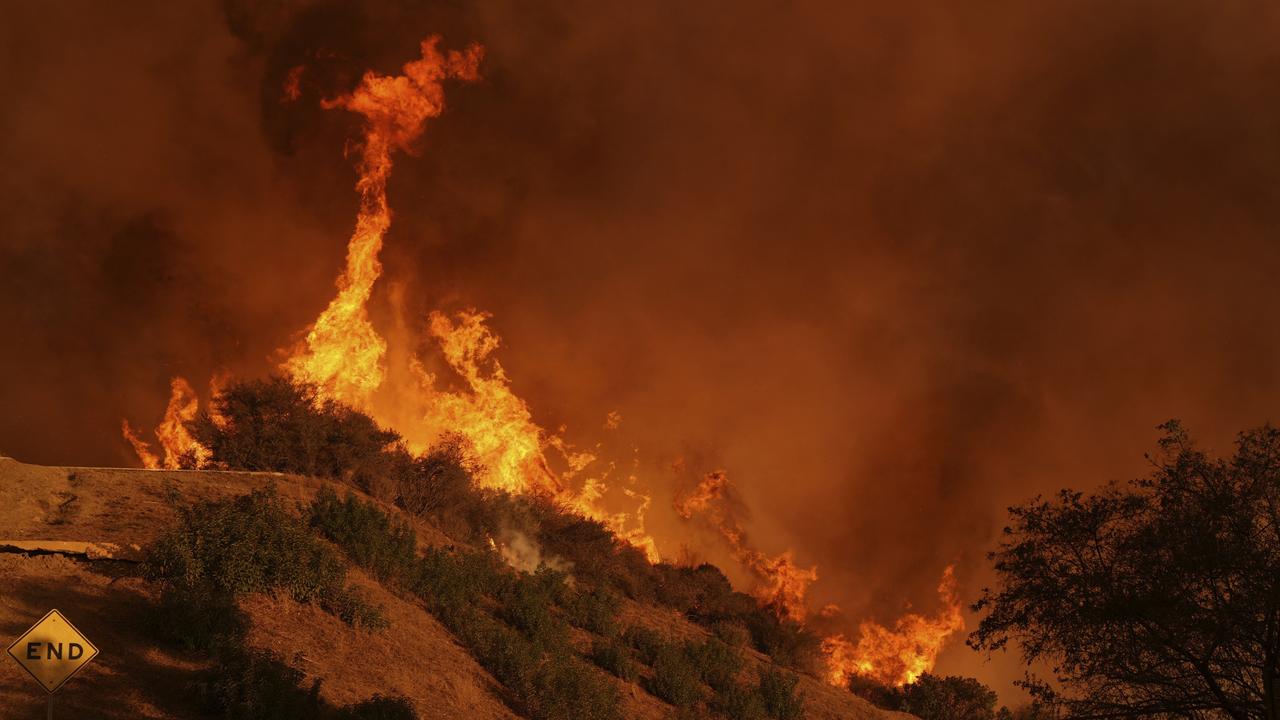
[971,422,1280,719]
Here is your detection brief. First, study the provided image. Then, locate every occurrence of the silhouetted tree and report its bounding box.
[899,674,1001,720]
[189,376,411,497]
[850,673,1004,720]
[971,421,1280,719]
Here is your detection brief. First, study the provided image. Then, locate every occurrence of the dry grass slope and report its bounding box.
[0,457,911,720]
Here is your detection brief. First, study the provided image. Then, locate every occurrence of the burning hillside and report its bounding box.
[120,35,963,691]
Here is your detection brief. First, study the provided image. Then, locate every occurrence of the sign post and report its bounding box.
[6,609,99,718]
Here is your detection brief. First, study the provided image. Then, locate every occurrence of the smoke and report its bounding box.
[6,0,1280,698]
[496,528,573,576]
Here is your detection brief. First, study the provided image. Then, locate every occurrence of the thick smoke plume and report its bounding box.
[6,0,1280,698]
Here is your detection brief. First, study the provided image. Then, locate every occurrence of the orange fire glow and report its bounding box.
[123,35,961,683]
[284,36,482,410]
[276,37,659,561]
[675,470,818,620]
[121,376,210,469]
[676,470,963,686]
[821,565,965,688]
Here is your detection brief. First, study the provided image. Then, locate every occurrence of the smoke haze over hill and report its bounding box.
[4,0,1280,696]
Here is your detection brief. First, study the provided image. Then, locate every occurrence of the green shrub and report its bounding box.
[334,695,417,720]
[145,486,382,630]
[648,643,703,707]
[589,638,639,682]
[566,585,621,637]
[535,507,658,601]
[156,588,246,651]
[322,585,390,631]
[622,625,666,666]
[201,648,323,720]
[655,563,739,617]
[529,650,621,720]
[687,638,743,693]
[310,487,417,582]
[450,605,618,719]
[497,571,570,651]
[144,486,344,601]
[412,546,509,616]
[713,622,751,649]
[455,608,542,703]
[711,683,768,720]
[757,669,804,720]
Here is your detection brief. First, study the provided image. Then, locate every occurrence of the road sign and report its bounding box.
[7,609,98,693]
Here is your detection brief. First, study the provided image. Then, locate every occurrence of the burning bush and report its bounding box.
[846,674,898,708]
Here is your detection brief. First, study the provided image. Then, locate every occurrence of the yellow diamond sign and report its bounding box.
[7,609,98,693]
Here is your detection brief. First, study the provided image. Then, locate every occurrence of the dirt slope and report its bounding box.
[0,457,908,719]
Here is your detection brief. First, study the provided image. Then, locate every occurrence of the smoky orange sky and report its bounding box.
[5,0,1280,701]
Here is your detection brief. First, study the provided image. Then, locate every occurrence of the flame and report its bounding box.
[418,310,660,560]
[121,377,210,469]
[675,470,818,620]
[821,565,965,688]
[677,471,963,683]
[275,37,658,561]
[423,309,562,496]
[121,419,160,469]
[283,36,483,410]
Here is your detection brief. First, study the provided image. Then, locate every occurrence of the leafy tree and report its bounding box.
[971,422,1280,719]
[191,376,411,497]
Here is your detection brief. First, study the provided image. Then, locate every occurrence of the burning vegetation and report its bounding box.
[120,35,964,694]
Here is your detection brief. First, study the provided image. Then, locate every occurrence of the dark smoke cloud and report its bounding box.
[5,0,1280,698]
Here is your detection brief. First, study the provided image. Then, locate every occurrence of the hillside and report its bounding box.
[0,457,910,720]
